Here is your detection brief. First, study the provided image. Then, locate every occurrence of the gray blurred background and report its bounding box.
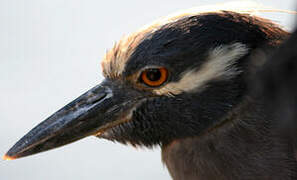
[0,0,296,179]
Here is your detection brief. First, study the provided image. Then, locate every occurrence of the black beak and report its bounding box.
[3,81,140,160]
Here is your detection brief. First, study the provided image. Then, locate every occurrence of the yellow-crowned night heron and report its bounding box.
[4,8,297,180]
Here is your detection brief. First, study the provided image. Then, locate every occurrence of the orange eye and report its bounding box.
[141,67,168,87]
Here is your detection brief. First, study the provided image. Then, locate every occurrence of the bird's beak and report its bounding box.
[3,80,141,160]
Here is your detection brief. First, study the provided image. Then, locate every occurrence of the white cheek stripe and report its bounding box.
[154,43,248,96]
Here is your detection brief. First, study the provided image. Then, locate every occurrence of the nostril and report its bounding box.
[92,93,107,104]
[87,92,107,104]
[87,87,113,105]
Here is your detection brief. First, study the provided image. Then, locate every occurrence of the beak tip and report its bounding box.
[2,154,16,161]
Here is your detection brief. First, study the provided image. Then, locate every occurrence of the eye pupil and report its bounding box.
[146,69,161,81]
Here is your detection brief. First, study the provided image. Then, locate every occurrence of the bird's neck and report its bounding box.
[161,97,297,180]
